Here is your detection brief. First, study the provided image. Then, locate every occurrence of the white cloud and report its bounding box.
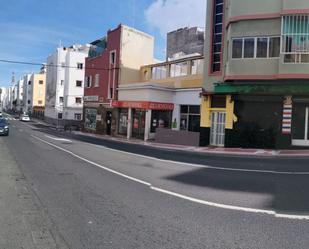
[145,0,206,36]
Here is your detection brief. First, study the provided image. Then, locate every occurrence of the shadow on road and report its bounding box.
[165,168,309,214]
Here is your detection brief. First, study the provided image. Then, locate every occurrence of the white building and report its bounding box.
[16,78,24,112]
[0,87,8,111]
[45,45,89,127]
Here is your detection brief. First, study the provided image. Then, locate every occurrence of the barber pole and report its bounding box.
[282,96,292,135]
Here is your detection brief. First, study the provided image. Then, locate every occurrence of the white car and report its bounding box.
[20,114,30,122]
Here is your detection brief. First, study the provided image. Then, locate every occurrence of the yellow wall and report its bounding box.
[200,95,235,129]
[119,25,155,85]
[31,73,46,107]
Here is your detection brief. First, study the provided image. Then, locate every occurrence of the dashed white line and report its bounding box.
[31,134,309,220]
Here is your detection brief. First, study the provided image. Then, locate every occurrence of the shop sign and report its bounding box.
[112,101,174,110]
[84,95,99,102]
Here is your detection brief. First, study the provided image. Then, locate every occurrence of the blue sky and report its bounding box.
[0,0,206,87]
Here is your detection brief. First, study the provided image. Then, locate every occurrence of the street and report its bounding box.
[1,116,309,249]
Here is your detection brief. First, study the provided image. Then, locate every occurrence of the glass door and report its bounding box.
[210,112,226,147]
[132,109,146,139]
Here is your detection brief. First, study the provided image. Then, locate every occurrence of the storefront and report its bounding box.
[112,100,174,141]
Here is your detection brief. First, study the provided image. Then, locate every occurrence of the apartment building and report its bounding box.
[83,24,154,135]
[202,0,309,149]
[45,45,89,127]
[22,74,33,113]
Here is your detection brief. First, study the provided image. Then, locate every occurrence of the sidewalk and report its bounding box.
[0,139,69,249]
[28,117,309,158]
[72,131,309,158]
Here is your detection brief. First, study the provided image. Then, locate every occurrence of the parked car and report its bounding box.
[20,114,30,122]
[0,118,9,136]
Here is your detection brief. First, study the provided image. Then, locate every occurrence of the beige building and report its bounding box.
[202,0,309,148]
[30,72,46,118]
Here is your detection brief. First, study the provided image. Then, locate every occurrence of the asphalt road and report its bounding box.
[2,116,309,249]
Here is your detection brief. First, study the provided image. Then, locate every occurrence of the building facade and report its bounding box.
[167,27,205,60]
[83,24,155,135]
[30,72,46,118]
[22,74,33,114]
[115,55,204,145]
[202,0,309,148]
[45,45,89,127]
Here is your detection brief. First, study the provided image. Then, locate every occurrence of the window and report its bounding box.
[60,80,64,86]
[232,37,280,59]
[109,88,113,99]
[256,38,268,58]
[28,81,31,85]
[74,113,82,121]
[59,97,64,103]
[27,100,31,104]
[39,80,43,85]
[110,51,116,64]
[38,100,43,105]
[94,74,100,87]
[77,63,83,69]
[76,80,82,87]
[210,0,224,73]
[75,97,82,104]
[85,76,92,88]
[61,62,66,68]
[180,105,200,132]
[118,109,128,135]
[151,66,167,80]
[232,39,243,58]
[151,111,172,133]
[58,113,63,119]
[191,59,204,75]
[170,62,188,77]
[269,37,280,58]
[282,15,309,63]
[244,38,255,58]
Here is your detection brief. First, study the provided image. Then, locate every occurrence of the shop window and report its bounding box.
[84,108,97,130]
[180,105,200,132]
[118,109,128,135]
[150,110,172,133]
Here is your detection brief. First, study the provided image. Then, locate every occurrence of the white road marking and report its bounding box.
[32,135,151,187]
[88,143,309,176]
[31,135,309,220]
[45,135,72,143]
